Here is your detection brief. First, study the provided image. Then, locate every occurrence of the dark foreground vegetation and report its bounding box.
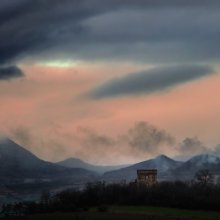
[1,180,220,218]
[1,206,220,220]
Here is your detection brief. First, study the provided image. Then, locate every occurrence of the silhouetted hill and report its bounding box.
[57,157,129,174]
[172,154,220,180]
[1,136,220,187]
[0,138,96,184]
[103,153,220,183]
[102,155,183,182]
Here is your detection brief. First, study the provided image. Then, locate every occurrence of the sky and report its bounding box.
[1,0,220,164]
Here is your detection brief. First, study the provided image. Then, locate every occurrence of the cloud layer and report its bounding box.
[1,1,220,64]
[89,65,214,98]
[126,121,175,155]
[10,120,220,164]
[0,66,24,80]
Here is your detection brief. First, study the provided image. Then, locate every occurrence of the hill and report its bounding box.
[0,137,96,185]
[102,155,183,182]
[171,154,220,180]
[57,157,129,174]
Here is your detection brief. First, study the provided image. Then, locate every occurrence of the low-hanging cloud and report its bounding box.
[7,121,218,163]
[89,65,214,98]
[8,121,176,163]
[179,137,209,157]
[0,66,24,80]
[126,121,175,155]
[77,126,116,148]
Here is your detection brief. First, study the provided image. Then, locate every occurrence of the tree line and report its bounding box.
[2,177,220,216]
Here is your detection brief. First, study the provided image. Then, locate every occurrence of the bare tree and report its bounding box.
[195,169,213,185]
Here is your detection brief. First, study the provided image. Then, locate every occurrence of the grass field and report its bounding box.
[1,206,220,220]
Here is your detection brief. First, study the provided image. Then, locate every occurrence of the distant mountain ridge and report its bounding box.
[102,154,220,183]
[57,157,129,174]
[0,138,96,184]
[102,155,184,182]
[171,154,220,180]
[1,137,220,185]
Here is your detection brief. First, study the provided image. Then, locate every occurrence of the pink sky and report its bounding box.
[2,1,220,165]
[0,62,219,164]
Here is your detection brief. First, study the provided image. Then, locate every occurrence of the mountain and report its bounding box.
[171,154,220,180]
[102,155,183,183]
[0,138,96,184]
[57,157,129,174]
[1,136,220,186]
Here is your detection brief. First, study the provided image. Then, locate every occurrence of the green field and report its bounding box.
[2,206,220,220]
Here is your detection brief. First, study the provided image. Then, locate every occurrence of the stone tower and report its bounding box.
[136,169,157,186]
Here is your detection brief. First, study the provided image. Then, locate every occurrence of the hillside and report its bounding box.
[0,138,96,184]
[57,157,129,174]
[102,155,183,182]
[171,154,220,180]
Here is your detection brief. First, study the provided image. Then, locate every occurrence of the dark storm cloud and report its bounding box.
[0,66,24,80]
[80,6,220,63]
[89,65,214,98]
[0,0,95,64]
[1,1,220,64]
